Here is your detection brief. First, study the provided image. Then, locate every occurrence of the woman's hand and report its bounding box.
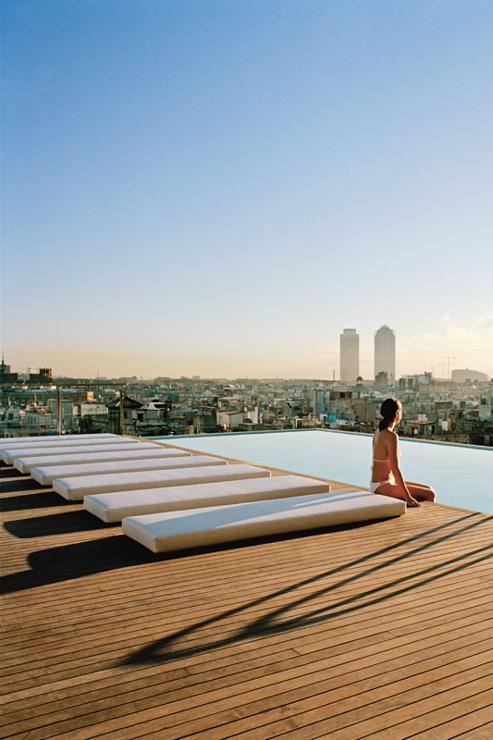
[406,495,421,508]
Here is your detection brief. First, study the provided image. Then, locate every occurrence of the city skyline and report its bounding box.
[2,1,493,379]
[3,321,491,382]
[2,316,493,380]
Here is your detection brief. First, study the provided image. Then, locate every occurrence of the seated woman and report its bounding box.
[371,398,436,507]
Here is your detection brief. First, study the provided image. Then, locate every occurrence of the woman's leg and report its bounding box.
[405,482,436,502]
[374,482,407,500]
[375,481,436,503]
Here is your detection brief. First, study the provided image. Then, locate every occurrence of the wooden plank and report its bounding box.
[3,560,491,675]
[447,719,493,739]
[33,661,493,740]
[1,581,491,691]
[376,697,493,739]
[4,619,492,737]
[3,566,490,665]
[0,469,491,739]
[2,517,488,627]
[321,686,493,740]
[6,538,493,629]
[2,630,492,737]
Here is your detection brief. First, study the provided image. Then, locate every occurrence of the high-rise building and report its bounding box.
[312,389,327,418]
[374,325,396,382]
[340,328,359,383]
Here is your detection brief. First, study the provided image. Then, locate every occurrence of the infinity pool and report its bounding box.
[155,430,492,514]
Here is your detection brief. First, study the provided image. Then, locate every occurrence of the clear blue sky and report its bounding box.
[2,0,492,378]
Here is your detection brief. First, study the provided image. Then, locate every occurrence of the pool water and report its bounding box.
[155,430,493,514]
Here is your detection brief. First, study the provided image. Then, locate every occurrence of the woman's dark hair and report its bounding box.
[378,398,401,431]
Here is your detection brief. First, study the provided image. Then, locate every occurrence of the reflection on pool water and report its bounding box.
[154,430,493,514]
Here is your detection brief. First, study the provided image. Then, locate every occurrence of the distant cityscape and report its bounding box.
[339,324,489,385]
[1,334,492,445]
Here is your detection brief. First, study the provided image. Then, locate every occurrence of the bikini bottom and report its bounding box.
[369,472,396,493]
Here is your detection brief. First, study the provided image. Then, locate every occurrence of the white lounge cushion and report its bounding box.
[3,441,159,467]
[84,475,331,523]
[54,463,269,500]
[122,490,406,553]
[0,437,136,460]
[13,445,187,474]
[32,454,223,486]
[0,433,117,449]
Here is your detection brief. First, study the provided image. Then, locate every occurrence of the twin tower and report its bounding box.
[340,326,396,383]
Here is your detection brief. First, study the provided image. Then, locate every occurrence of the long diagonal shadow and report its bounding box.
[0,491,66,511]
[121,512,492,665]
[0,466,26,479]
[244,518,493,632]
[0,479,45,494]
[122,546,493,664]
[0,536,156,594]
[4,510,107,537]
[244,544,492,634]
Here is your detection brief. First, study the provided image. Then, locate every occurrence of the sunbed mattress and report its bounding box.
[84,474,331,523]
[32,454,223,486]
[123,490,406,553]
[0,436,134,456]
[3,441,159,467]
[14,445,188,474]
[54,463,269,500]
[0,433,117,449]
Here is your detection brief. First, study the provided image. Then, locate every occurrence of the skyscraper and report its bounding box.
[340,328,359,383]
[374,325,396,382]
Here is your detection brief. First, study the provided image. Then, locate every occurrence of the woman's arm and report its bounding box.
[387,432,420,507]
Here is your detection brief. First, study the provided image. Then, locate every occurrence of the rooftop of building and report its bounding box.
[1,441,492,737]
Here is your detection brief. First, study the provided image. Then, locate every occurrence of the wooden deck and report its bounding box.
[0,459,492,739]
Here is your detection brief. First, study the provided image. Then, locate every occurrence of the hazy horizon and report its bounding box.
[6,319,493,381]
[2,1,492,379]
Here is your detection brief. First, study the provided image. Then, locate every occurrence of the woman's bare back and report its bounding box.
[372,428,395,480]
